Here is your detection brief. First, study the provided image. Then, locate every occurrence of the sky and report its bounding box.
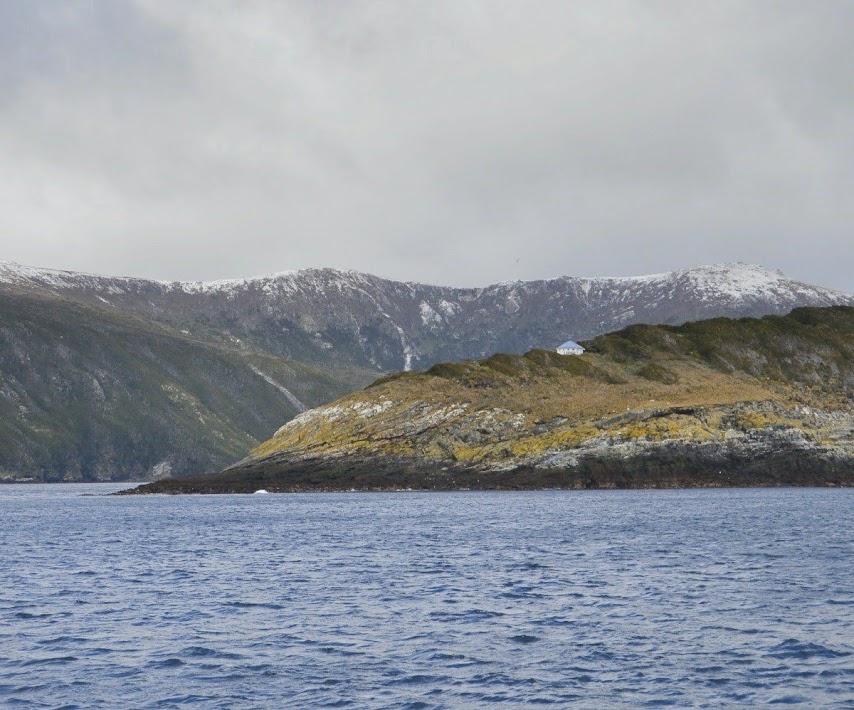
[0,1,852,290]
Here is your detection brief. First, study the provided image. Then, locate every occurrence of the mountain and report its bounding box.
[133,306,854,493]
[2,260,852,482]
[3,261,852,374]
[0,287,377,481]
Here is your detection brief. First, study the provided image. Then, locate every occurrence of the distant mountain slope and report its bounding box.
[2,262,852,373]
[2,260,852,481]
[137,306,854,493]
[0,288,376,481]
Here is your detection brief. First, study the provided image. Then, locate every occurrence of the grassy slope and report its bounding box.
[247,305,853,463]
[131,306,854,493]
[0,288,377,481]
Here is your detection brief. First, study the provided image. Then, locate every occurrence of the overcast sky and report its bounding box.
[1,1,852,289]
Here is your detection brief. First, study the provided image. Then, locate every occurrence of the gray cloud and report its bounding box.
[0,0,852,289]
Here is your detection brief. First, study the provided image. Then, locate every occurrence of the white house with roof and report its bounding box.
[556,340,585,356]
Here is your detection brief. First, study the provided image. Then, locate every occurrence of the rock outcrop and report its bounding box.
[132,305,854,493]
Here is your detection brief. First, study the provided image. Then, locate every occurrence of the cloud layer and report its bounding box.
[1,1,852,289]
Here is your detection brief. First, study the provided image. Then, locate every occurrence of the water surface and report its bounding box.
[1,485,853,707]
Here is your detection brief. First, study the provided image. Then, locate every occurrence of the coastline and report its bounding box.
[120,450,854,495]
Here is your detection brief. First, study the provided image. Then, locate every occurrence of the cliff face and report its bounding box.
[136,306,854,492]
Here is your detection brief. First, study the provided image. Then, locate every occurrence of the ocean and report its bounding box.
[1,484,853,707]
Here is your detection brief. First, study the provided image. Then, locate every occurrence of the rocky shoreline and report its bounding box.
[122,439,854,495]
[124,307,854,495]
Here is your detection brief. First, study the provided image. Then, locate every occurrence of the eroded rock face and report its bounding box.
[202,401,853,490]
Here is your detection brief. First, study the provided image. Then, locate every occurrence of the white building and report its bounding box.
[556,340,585,356]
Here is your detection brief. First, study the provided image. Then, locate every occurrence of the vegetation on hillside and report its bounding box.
[0,289,377,481]
[199,306,854,491]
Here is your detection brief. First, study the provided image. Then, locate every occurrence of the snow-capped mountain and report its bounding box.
[2,260,852,481]
[2,261,852,373]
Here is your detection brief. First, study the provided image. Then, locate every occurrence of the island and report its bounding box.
[126,306,854,493]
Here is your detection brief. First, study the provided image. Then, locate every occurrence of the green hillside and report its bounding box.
[0,289,377,481]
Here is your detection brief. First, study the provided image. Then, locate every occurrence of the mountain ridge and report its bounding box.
[2,259,849,299]
[3,260,853,481]
[3,261,852,374]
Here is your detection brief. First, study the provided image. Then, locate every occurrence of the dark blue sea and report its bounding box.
[1,485,853,708]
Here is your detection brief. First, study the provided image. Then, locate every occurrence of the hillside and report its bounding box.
[135,306,854,492]
[0,288,376,481]
[4,261,852,374]
[3,261,853,482]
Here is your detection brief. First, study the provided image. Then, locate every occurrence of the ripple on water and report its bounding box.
[509,634,541,644]
[767,639,851,660]
[179,646,245,660]
[12,612,52,620]
[20,656,79,667]
[1,485,853,707]
[148,658,186,669]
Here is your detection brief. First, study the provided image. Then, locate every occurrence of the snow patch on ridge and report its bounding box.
[681,263,814,304]
[2,260,851,311]
[438,300,460,317]
[419,301,442,326]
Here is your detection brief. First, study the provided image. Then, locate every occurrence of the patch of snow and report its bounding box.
[438,300,460,317]
[419,301,442,326]
[2,261,851,314]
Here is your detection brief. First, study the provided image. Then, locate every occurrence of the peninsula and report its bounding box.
[130,306,854,493]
